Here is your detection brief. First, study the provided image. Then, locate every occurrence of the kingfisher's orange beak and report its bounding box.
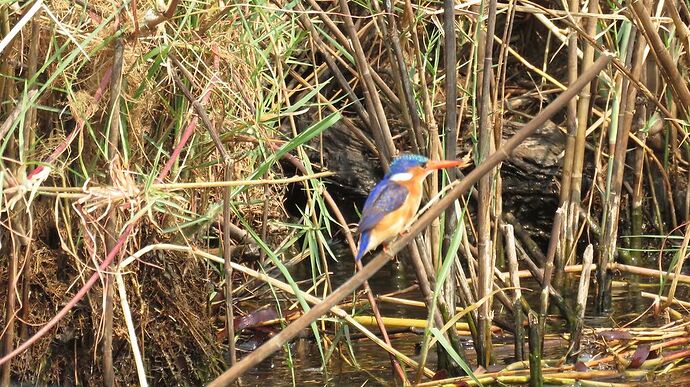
[425,159,468,171]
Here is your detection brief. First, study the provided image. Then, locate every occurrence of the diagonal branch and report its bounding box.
[206,52,614,387]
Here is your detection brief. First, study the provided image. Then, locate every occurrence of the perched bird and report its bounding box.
[355,154,467,261]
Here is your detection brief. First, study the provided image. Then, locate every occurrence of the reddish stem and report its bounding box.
[0,50,219,365]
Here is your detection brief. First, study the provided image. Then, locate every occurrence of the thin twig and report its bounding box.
[103,35,124,387]
[476,0,499,365]
[567,244,593,362]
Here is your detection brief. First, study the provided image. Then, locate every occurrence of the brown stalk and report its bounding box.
[421,232,468,358]
[337,0,396,165]
[206,53,613,386]
[493,213,575,326]
[558,0,579,273]
[538,207,563,349]
[305,0,401,114]
[495,0,518,112]
[595,18,645,312]
[527,310,542,386]
[534,0,685,137]
[681,0,690,20]
[436,0,467,375]
[210,55,237,371]
[74,0,104,23]
[568,0,598,270]
[486,261,690,284]
[291,1,373,134]
[638,132,677,228]
[491,0,516,273]
[409,226,469,372]
[457,227,480,313]
[223,166,237,368]
[630,0,690,116]
[567,244,593,361]
[663,222,690,310]
[103,36,125,387]
[19,14,41,342]
[630,111,649,262]
[461,204,528,336]
[686,145,690,224]
[623,7,678,228]
[442,0,458,174]
[168,54,229,160]
[504,224,525,361]
[476,0,499,367]
[508,229,575,328]
[1,70,20,385]
[2,208,23,387]
[665,0,690,65]
[630,10,652,264]
[456,232,519,318]
[403,0,446,270]
[156,59,219,183]
[0,5,11,108]
[258,184,269,264]
[381,0,425,152]
[645,157,665,233]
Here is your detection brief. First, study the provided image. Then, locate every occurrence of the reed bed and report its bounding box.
[0,0,689,385]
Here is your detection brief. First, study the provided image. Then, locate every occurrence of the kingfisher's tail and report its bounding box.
[355,232,371,261]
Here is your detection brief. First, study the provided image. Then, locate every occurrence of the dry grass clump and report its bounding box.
[0,0,310,384]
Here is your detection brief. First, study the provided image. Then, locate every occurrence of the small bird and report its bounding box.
[355,154,467,261]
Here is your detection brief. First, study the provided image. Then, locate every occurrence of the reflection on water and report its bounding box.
[237,241,690,386]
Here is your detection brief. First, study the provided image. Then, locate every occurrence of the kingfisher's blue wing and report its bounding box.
[358,181,409,232]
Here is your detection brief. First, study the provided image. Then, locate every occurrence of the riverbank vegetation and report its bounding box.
[1,0,689,385]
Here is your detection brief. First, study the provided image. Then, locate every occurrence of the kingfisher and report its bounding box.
[355,154,467,261]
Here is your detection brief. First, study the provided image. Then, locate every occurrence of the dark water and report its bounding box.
[237,248,690,386]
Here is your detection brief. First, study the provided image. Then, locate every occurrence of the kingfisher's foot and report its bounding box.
[383,244,400,263]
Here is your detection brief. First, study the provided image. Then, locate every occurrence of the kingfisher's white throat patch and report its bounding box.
[389,172,413,182]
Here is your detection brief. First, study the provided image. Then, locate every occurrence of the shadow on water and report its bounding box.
[239,237,690,386]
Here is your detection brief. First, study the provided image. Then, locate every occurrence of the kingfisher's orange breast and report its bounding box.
[368,174,425,246]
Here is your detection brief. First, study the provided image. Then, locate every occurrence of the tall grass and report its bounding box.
[1,0,690,385]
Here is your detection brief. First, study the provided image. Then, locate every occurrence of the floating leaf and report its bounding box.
[233,306,279,331]
[628,344,651,369]
[574,361,589,372]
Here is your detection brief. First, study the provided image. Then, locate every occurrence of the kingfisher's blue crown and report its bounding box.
[386,154,429,177]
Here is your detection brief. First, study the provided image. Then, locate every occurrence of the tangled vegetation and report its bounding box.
[1,0,689,385]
